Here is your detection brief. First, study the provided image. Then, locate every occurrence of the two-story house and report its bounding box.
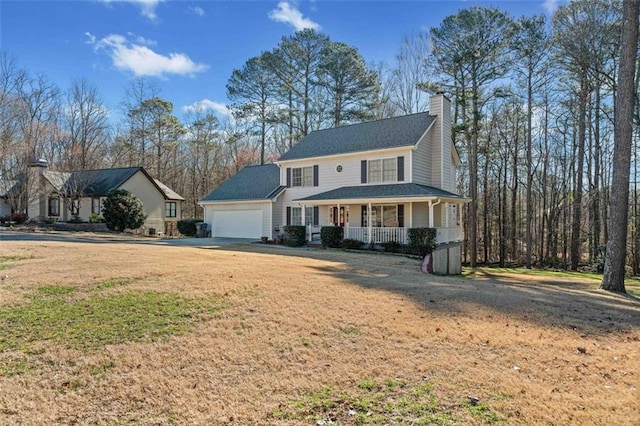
[200,93,468,256]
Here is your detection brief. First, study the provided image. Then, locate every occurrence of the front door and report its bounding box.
[331,206,348,226]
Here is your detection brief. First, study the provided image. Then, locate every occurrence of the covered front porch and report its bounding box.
[294,183,468,246]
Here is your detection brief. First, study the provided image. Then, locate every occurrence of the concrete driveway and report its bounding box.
[0,227,257,247]
[147,236,258,247]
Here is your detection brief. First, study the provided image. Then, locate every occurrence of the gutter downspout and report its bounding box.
[429,198,442,228]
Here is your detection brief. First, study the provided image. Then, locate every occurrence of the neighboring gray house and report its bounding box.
[199,93,469,270]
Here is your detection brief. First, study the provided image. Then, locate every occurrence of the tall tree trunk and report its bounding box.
[601,0,639,293]
[592,87,601,260]
[570,74,588,270]
[526,72,533,268]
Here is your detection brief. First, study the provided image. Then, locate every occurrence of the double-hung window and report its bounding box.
[49,197,60,216]
[166,202,177,218]
[364,204,404,228]
[368,158,397,183]
[91,197,101,214]
[71,199,80,216]
[305,206,314,226]
[291,207,302,225]
[288,206,316,226]
[291,166,314,187]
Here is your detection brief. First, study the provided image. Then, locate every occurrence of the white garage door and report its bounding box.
[213,209,262,238]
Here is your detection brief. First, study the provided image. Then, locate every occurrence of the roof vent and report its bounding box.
[28,159,48,168]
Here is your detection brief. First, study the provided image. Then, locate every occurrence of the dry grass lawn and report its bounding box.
[0,239,638,425]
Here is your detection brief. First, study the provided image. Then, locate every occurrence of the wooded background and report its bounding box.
[1,1,638,271]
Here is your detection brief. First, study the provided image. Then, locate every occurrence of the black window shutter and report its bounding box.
[286,168,291,188]
[286,206,291,226]
[398,204,405,227]
[313,206,319,226]
[361,160,367,184]
[361,205,367,227]
[397,156,404,182]
[313,165,319,187]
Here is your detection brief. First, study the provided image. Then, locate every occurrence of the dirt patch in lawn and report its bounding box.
[0,241,638,425]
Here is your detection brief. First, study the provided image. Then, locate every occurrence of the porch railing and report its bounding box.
[343,226,463,245]
[344,227,408,244]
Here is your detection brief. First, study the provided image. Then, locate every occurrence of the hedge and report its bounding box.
[342,238,363,250]
[283,225,306,247]
[321,226,343,248]
[408,227,437,256]
[177,218,201,237]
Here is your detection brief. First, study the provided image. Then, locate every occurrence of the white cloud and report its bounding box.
[542,0,561,15]
[189,6,205,17]
[182,99,231,117]
[85,32,96,45]
[268,1,320,31]
[87,33,209,78]
[100,0,164,22]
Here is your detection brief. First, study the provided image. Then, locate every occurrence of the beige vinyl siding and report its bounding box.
[120,170,165,232]
[412,131,432,186]
[429,94,457,193]
[411,202,430,227]
[429,97,444,189]
[272,197,284,236]
[75,197,94,220]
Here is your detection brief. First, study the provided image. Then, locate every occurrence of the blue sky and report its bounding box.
[1,0,564,124]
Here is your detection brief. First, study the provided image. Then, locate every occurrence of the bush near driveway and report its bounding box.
[102,189,146,232]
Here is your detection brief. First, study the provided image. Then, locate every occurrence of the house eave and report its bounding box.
[293,195,470,206]
[276,145,415,166]
[198,198,278,206]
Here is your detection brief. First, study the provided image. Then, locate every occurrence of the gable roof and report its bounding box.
[294,183,466,202]
[44,167,183,200]
[279,112,436,161]
[154,179,185,201]
[0,179,20,198]
[200,164,284,203]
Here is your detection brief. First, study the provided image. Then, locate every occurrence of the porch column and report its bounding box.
[428,200,434,228]
[408,202,413,228]
[445,201,449,227]
[301,204,308,241]
[368,202,373,244]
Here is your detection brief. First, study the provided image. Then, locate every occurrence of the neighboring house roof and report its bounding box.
[294,183,466,202]
[43,167,183,200]
[43,171,73,192]
[279,112,436,161]
[200,164,285,202]
[154,179,185,201]
[0,179,20,198]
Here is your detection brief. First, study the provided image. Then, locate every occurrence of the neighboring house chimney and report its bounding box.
[26,159,48,221]
[429,93,453,191]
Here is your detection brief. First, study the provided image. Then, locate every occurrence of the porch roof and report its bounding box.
[294,183,468,204]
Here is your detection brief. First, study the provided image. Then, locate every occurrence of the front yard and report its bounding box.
[0,241,638,424]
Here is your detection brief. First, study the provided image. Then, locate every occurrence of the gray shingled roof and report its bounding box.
[43,167,183,200]
[154,179,185,201]
[65,168,141,196]
[200,164,285,202]
[279,112,436,161]
[294,183,465,202]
